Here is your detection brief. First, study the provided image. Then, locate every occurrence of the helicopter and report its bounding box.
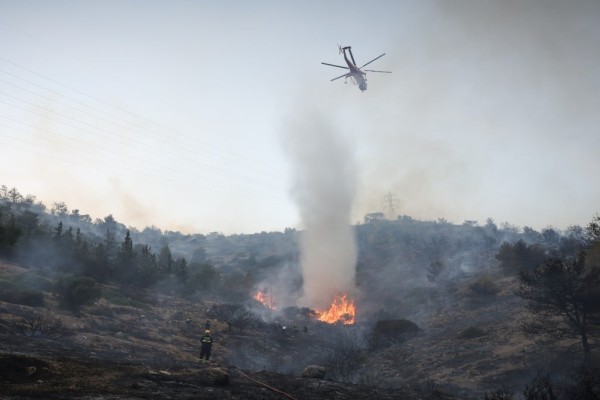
[321,45,391,92]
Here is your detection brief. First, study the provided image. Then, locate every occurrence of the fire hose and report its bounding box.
[236,370,298,400]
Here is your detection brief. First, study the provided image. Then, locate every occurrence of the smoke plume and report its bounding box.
[282,105,358,309]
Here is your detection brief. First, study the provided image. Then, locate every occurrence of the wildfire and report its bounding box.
[316,293,356,325]
[253,290,276,310]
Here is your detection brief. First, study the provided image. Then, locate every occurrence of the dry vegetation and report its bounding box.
[0,261,433,400]
[2,257,594,400]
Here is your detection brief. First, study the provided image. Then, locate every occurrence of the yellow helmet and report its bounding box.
[205,329,210,334]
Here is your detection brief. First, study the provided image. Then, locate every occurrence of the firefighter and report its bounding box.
[199,329,213,363]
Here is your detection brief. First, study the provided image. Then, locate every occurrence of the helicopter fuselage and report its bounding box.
[342,47,367,92]
[321,45,389,92]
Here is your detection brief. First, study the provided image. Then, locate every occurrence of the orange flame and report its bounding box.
[253,291,276,310]
[316,293,356,325]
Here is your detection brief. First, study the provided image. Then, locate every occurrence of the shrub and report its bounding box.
[496,240,545,275]
[523,371,561,400]
[325,333,366,383]
[485,389,513,399]
[56,276,101,312]
[371,319,420,347]
[17,312,65,337]
[458,326,487,339]
[102,288,146,308]
[0,279,45,307]
[468,276,500,298]
[565,363,600,400]
[11,272,53,292]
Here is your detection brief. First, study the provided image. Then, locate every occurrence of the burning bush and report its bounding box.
[316,293,356,325]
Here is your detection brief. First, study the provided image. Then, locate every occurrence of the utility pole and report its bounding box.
[383,192,400,220]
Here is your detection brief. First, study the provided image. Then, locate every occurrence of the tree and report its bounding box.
[135,244,159,287]
[496,240,546,274]
[517,253,600,362]
[173,257,188,280]
[523,226,542,244]
[117,230,135,283]
[51,201,68,216]
[587,214,600,243]
[561,225,588,256]
[119,230,134,264]
[541,227,561,252]
[7,187,23,205]
[364,212,385,224]
[52,221,63,244]
[186,262,218,292]
[0,212,21,256]
[158,244,173,275]
[0,185,8,200]
[56,276,101,312]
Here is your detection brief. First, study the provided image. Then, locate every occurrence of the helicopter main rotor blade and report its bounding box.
[360,53,386,68]
[331,72,350,82]
[321,62,349,70]
[364,69,392,73]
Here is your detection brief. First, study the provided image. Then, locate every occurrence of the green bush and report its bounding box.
[102,288,146,308]
[55,276,101,312]
[11,272,53,292]
[0,279,45,307]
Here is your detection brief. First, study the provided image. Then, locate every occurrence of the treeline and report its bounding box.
[0,186,298,305]
[0,186,219,296]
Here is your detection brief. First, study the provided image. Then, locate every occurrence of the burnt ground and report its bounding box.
[0,261,588,399]
[0,353,420,400]
[0,305,432,400]
[0,261,439,400]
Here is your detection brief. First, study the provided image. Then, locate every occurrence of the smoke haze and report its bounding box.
[351,0,600,229]
[282,105,358,309]
[1,1,599,234]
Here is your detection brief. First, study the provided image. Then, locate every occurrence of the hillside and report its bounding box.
[1,256,596,399]
[0,260,432,399]
[1,190,599,398]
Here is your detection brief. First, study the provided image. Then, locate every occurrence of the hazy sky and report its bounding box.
[1,0,599,234]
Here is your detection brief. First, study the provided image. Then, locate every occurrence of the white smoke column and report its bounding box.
[283,106,358,309]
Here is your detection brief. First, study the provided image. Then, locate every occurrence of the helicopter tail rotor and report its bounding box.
[338,44,343,54]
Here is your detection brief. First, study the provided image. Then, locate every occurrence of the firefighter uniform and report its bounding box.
[200,330,213,362]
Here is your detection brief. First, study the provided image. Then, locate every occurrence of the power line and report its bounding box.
[0,56,286,181]
[0,69,287,190]
[0,73,289,195]
[383,192,400,220]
